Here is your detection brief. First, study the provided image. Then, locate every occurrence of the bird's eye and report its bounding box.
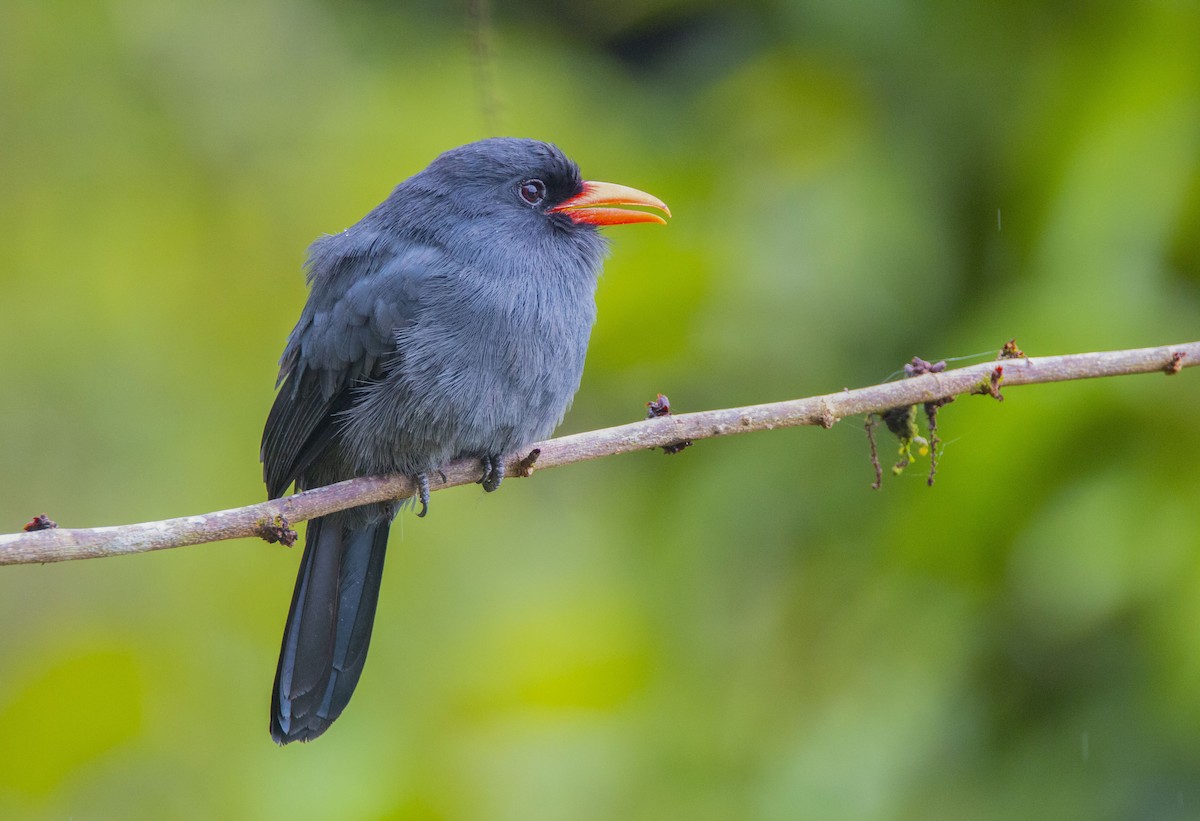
[518,179,546,206]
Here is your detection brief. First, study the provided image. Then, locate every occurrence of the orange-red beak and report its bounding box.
[548,180,671,226]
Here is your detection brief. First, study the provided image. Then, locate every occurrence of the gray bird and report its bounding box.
[261,138,669,743]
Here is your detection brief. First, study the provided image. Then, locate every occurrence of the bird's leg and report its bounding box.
[477,455,505,493]
[414,472,431,518]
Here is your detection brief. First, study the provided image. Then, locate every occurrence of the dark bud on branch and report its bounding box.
[999,338,1026,360]
[23,514,58,532]
[259,515,298,547]
[1164,351,1186,375]
[646,393,693,455]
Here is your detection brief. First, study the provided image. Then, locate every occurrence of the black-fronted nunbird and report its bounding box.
[261,138,669,743]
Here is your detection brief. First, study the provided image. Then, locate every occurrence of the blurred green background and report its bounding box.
[2,1,1199,818]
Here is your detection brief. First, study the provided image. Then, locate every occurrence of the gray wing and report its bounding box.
[261,233,441,498]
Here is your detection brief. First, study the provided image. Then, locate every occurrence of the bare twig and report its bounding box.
[2,340,1195,566]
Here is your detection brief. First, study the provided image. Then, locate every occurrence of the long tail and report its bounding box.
[270,514,390,744]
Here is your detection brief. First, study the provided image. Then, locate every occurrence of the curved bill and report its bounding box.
[548,180,671,226]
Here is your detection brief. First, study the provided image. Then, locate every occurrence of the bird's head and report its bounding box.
[417,138,670,233]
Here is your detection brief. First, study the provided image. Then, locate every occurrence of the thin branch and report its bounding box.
[466,0,501,135]
[2,340,1195,566]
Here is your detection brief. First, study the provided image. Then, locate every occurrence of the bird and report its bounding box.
[261,138,669,744]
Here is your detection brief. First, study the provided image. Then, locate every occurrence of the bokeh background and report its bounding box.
[2,1,1199,818]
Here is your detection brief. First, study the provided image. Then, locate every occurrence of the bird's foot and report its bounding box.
[477,454,505,493]
[414,472,431,518]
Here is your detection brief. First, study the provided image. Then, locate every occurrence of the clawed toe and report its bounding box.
[414,472,430,518]
[477,455,505,493]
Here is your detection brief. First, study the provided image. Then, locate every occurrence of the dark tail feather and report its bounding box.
[270,514,390,744]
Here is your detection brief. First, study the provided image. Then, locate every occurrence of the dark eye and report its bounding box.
[518,179,546,206]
